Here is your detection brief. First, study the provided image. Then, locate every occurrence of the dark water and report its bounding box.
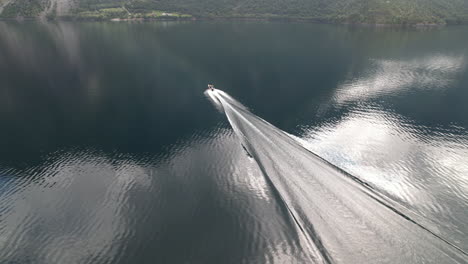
[0,21,467,263]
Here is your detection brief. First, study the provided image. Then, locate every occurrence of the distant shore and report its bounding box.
[0,15,461,26]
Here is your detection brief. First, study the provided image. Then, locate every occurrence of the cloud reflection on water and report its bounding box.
[300,104,468,251]
[297,50,468,252]
[333,55,466,105]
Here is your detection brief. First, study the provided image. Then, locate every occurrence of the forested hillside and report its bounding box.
[1,0,468,24]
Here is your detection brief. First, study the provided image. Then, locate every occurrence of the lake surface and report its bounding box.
[0,21,467,263]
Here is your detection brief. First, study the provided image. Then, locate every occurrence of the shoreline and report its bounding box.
[0,15,457,27]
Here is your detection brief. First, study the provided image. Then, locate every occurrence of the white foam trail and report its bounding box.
[204,89,224,113]
[210,90,468,263]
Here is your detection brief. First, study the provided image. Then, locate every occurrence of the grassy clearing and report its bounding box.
[71,7,192,20]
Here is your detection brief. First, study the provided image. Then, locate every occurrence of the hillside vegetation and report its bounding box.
[1,0,468,24]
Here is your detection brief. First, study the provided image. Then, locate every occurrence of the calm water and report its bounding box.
[0,21,467,263]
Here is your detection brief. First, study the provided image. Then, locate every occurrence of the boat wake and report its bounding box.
[206,89,468,263]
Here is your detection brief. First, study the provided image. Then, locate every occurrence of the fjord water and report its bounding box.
[0,21,467,263]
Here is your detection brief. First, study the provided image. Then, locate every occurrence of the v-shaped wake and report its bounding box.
[207,89,468,263]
